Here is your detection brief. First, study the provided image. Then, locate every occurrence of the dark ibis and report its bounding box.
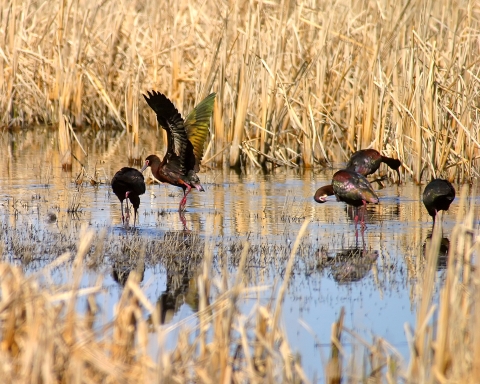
[423,179,455,223]
[346,149,401,182]
[141,91,215,214]
[314,169,379,227]
[111,167,146,227]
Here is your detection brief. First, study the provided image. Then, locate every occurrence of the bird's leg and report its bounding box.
[124,198,130,227]
[120,201,125,224]
[354,208,359,240]
[178,182,192,212]
[395,169,401,184]
[179,210,189,231]
[360,200,367,230]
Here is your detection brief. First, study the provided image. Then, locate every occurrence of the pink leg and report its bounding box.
[354,209,360,228]
[179,210,189,231]
[360,200,367,229]
[179,185,192,212]
[124,199,130,227]
[354,210,359,240]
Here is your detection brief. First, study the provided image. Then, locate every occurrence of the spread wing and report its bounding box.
[143,91,189,172]
[184,93,216,172]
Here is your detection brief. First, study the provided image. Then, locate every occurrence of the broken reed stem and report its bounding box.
[271,218,310,335]
[58,113,72,170]
[64,227,95,342]
[326,308,345,384]
[229,27,254,168]
[127,75,141,163]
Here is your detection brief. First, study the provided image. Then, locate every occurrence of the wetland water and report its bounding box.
[1,127,479,380]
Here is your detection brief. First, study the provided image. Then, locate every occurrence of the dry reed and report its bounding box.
[0,189,479,382]
[0,224,313,383]
[0,0,478,180]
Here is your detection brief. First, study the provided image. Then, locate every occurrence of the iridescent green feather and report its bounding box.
[184,93,216,172]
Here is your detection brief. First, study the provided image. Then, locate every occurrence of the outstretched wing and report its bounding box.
[184,93,216,172]
[143,91,189,172]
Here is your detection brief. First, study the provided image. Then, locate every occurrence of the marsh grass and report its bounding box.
[0,223,312,383]
[66,186,85,213]
[0,191,478,382]
[0,182,479,382]
[0,213,348,284]
[1,0,479,180]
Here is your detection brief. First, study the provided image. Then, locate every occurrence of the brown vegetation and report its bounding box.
[0,223,311,383]
[1,0,480,381]
[1,0,479,178]
[0,190,479,382]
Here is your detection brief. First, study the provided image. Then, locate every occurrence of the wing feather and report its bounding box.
[184,93,216,172]
[143,91,189,173]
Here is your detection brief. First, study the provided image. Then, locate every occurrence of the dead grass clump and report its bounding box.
[66,186,85,214]
[0,224,311,383]
[0,220,75,266]
[147,231,205,266]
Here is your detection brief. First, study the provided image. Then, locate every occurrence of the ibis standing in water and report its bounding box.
[346,149,401,183]
[314,169,379,228]
[423,179,455,224]
[111,167,146,227]
[141,91,215,227]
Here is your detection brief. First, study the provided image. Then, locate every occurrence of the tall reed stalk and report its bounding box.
[0,0,478,180]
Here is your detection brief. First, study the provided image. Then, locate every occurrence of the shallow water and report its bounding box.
[1,127,479,381]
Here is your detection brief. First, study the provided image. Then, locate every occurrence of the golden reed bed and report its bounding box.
[0,0,479,180]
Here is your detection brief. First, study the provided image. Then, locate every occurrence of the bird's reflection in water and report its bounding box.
[318,246,379,284]
[345,205,379,225]
[112,258,145,287]
[110,230,204,326]
[154,231,204,325]
[156,267,199,325]
[423,234,450,270]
